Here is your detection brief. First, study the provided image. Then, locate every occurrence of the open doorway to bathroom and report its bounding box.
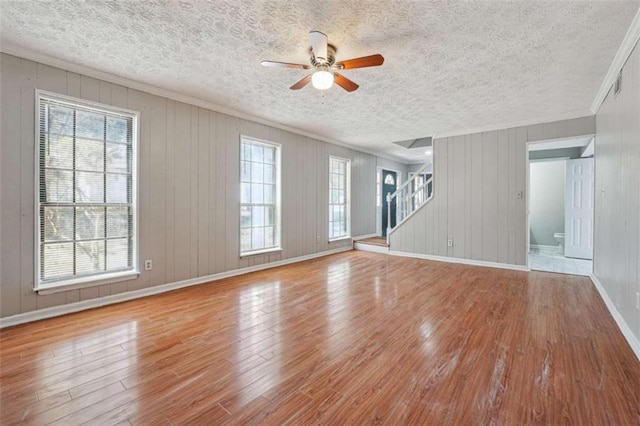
[527,137,594,276]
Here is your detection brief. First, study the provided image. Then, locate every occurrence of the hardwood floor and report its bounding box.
[1,250,639,425]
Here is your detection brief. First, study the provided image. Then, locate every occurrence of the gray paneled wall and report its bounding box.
[594,42,640,344]
[0,53,377,318]
[389,116,596,266]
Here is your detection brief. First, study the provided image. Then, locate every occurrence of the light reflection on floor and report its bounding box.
[236,280,282,404]
[326,261,351,356]
[36,321,139,404]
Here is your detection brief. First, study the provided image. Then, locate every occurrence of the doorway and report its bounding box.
[527,137,594,275]
[381,170,397,237]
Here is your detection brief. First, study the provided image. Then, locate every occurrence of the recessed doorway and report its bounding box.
[527,137,595,276]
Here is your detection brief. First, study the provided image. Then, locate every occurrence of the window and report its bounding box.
[329,156,351,240]
[36,91,138,290]
[384,174,395,185]
[240,137,281,255]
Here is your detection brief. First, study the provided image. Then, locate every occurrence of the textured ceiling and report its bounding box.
[1,1,638,162]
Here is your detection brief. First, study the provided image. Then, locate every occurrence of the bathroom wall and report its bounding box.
[529,160,565,247]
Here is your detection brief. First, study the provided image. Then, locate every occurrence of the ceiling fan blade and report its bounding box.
[334,73,359,92]
[309,30,328,60]
[261,60,310,70]
[290,74,313,90]
[335,54,385,70]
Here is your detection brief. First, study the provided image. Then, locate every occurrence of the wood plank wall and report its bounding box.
[0,53,378,318]
[389,116,596,266]
[594,41,640,343]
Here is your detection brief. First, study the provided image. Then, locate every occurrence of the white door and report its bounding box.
[564,158,594,259]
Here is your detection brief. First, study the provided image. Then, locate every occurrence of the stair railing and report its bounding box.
[386,162,433,242]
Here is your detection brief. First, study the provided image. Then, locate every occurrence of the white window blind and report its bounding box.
[36,92,137,288]
[329,156,350,240]
[240,138,281,255]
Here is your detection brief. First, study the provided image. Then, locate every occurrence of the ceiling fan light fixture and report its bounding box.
[312,69,334,90]
[263,31,383,92]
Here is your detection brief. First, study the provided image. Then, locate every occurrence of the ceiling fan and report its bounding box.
[261,31,384,92]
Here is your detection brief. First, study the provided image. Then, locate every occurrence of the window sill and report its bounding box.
[329,236,352,243]
[240,247,283,258]
[35,271,140,295]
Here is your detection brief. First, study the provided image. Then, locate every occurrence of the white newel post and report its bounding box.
[386,192,392,243]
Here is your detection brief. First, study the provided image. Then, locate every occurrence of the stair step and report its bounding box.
[355,237,389,247]
[354,241,390,254]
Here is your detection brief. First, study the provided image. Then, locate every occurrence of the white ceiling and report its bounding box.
[1,1,638,163]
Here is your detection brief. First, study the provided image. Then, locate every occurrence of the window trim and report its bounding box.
[328,155,351,242]
[34,89,140,292]
[239,135,282,257]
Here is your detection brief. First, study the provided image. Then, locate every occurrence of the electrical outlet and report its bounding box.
[316,236,321,243]
[144,260,152,271]
[636,292,640,310]
[447,239,453,247]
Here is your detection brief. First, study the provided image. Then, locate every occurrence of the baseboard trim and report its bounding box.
[530,244,558,250]
[389,251,529,271]
[356,245,529,272]
[0,246,353,329]
[589,274,640,363]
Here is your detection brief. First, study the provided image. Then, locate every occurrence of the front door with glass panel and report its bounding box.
[381,170,397,237]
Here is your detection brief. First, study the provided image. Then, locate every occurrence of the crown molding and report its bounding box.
[0,42,409,164]
[590,6,640,114]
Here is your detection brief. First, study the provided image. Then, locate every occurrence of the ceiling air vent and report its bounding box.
[614,72,622,97]
[393,136,433,149]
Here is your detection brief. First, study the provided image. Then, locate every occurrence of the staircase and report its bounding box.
[353,236,390,252]
[386,162,433,242]
[355,161,434,252]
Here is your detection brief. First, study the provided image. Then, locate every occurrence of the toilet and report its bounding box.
[554,233,565,254]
